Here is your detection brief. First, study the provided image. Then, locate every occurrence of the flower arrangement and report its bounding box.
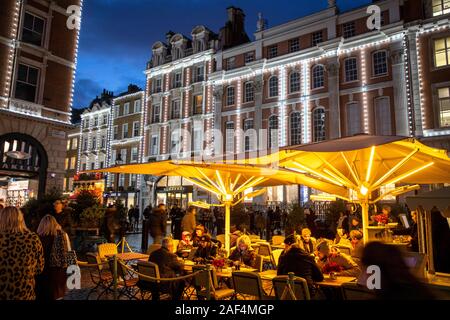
[322,261,343,274]
[374,213,389,225]
[212,258,226,270]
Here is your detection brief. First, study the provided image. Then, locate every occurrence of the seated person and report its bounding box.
[334,228,352,248]
[315,240,361,277]
[349,230,364,261]
[228,235,257,268]
[277,235,324,298]
[147,237,185,300]
[177,231,193,258]
[192,225,206,247]
[349,216,362,231]
[193,234,218,263]
[298,228,317,255]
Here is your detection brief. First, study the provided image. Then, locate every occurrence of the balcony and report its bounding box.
[9,98,42,117]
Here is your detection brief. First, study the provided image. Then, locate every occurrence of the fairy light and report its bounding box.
[236,78,242,153]
[360,48,369,133]
[415,31,426,133]
[279,65,287,147]
[403,32,414,137]
[301,61,311,143]
[183,67,191,155]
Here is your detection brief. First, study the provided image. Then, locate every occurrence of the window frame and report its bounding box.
[436,86,450,128]
[312,31,323,46]
[268,115,279,149]
[226,86,235,106]
[21,12,45,47]
[433,0,450,16]
[15,63,40,103]
[344,57,358,83]
[290,111,302,146]
[243,118,254,152]
[289,38,300,53]
[268,76,279,98]
[312,65,325,89]
[268,45,278,59]
[289,71,301,93]
[343,21,356,39]
[244,81,254,103]
[372,50,389,77]
[313,107,326,142]
[225,121,235,154]
[133,121,140,137]
[122,123,129,139]
[134,100,141,113]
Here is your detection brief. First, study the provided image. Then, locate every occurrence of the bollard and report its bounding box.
[113,254,118,300]
[141,219,149,252]
[205,264,212,300]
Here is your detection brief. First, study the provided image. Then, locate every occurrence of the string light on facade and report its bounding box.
[360,49,369,133]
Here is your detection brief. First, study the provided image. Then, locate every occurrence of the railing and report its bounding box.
[9,98,42,117]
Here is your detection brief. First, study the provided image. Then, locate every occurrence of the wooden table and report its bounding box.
[107,252,149,262]
[318,275,356,288]
[216,267,257,279]
[260,270,277,281]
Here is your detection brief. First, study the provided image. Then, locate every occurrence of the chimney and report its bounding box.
[220,7,250,50]
[166,31,175,44]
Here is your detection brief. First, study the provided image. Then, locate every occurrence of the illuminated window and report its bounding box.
[66,140,71,150]
[22,12,45,46]
[70,157,76,169]
[225,122,235,153]
[344,57,358,82]
[72,137,78,150]
[438,87,450,127]
[268,115,279,149]
[65,158,69,170]
[15,64,39,102]
[373,50,388,76]
[374,97,392,135]
[193,95,203,114]
[290,112,302,145]
[289,72,301,93]
[312,65,324,89]
[346,102,361,136]
[434,37,450,67]
[433,0,450,16]
[226,86,235,106]
[313,107,326,142]
[244,82,254,103]
[171,100,180,119]
[268,76,278,97]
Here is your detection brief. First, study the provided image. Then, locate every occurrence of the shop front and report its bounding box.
[155,176,193,209]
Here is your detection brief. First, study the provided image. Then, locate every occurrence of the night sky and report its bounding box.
[73,0,372,109]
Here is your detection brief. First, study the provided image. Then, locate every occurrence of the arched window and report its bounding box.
[244,82,254,103]
[374,97,392,135]
[313,107,326,142]
[289,72,301,93]
[346,102,361,136]
[290,112,302,145]
[268,115,279,149]
[226,86,235,106]
[312,65,324,89]
[268,76,278,97]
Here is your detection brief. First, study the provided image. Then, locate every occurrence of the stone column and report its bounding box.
[326,58,341,139]
[213,85,223,156]
[390,42,409,136]
[253,75,264,150]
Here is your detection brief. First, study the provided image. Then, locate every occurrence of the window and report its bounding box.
[111,150,117,163]
[72,137,78,150]
[225,122,235,153]
[312,65,324,89]
[268,76,278,97]
[312,31,323,46]
[94,116,98,126]
[102,114,108,125]
[22,12,44,46]
[373,51,388,76]
[82,137,88,151]
[66,140,71,150]
[226,86,235,106]
[343,22,356,39]
[174,72,182,88]
[171,130,181,154]
[268,45,278,59]
[268,115,279,149]
[65,158,69,170]
[438,87,450,127]
[133,121,140,137]
[194,65,204,82]
[70,157,76,170]
[114,105,120,118]
[290,112,302,145]
[289,72,301,93]
[244,119,254,152]
[151,136,159,155]
[193,95,203,114]
[171,100,181,119]
[99,161,104,169]
[154,78,162,93]
[82,163,87,171]
[152,104,160,123]
[130,174,137,188]
[122,123,129,139]
[374,97,392,135]
[91,163,95,170]
[245,52,255,64]
[434,37,450,67]
[101,135,106,148]
[244,82,254,103]
[113,126,118,140]
[91,137,96,150]
[134,100,141,113]
[346,102,361,136]
[193,128,202,152]
[131,147,139,162]
[118,174,125,187]
[15,64,39,102]
[433,0,450,16]
[313,108,326,142]
[344,57,358,82]
[123,103,130,115]
[289,39,300,53]
[120,149,127,164]
[226,57,235,70]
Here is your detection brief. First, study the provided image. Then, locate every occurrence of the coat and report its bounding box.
[148,208,167,238]
[181,211,196,234]
[277,246,324,295]
[316,250,361,277]
[149,247,184,278]
[298,238,317,254]
[194,243,218,262]
[228,248,257,267]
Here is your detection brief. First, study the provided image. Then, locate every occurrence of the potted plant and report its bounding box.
[79,205,106,228]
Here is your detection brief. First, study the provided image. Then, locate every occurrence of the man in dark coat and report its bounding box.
[53,200,73,236]
[193,234,218,263]
[147,237,185,300]
[181,206,196,235]
[277,235,324,297]
[148,203,167,244]
[170,205,183,239]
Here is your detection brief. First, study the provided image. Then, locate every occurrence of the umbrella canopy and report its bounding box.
[406,187,450,217]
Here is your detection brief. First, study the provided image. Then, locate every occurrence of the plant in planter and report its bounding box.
[285,202,305,235]
[80,205,106,228]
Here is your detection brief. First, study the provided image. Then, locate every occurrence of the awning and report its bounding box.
[406,187,450,217]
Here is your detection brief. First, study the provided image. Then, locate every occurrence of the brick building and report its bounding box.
[0,0,82,203]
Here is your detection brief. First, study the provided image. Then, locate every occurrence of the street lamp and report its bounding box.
[114,152,123,202]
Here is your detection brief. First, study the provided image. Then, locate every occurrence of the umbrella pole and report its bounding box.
[361,200,370,244]
[224,201,231,255]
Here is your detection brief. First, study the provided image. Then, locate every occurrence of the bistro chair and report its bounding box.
[232,271,269,300]
[249,234,261,242]
[256,242,276,270]
[341,282,377,300]
[192,266,234,300]
[271,249,283,268]
[107,257,139,300]
[272,275,311,300]
[86,252,113,300]
[253,254,264,272]
[136,261,160,300]
[98,243,118,261]
[216,234,226,246]
[172,240,180,254]
[271,235,285,246]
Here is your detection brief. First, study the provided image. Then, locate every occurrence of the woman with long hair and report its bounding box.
[36,214,70,300]
[0,206,44,300]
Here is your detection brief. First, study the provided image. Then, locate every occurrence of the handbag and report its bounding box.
[64,232,78,266]
[50,230,69,268]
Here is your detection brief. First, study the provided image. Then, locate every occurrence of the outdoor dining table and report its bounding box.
[216,266,258,279]
[318,275,357,288]
[107,252,149,262]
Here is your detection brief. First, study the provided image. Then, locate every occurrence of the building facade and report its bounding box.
[64,123,80,193]
[0,0,82,202]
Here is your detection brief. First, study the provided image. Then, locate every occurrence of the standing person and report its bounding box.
[0,206,44,300]
[305,207,317,237]
[266,207,273,240]
[53,199,73,236]
[214,207,224,235]
[181,206,197,235]
[148,203,167,244]
[133,205,140,231]
[171,205,183,240]
[255,212,266,239]
[35,215,69,300]
[336,211,350,235]
[128,205,135,232]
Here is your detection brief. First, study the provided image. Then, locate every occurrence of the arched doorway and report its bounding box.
[0,133,48,205]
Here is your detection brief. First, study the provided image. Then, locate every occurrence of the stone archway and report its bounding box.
[0,132,48,199]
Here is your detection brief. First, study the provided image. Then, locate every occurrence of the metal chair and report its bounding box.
[192,266,234,300]
[272,275,311,300]
[232,271,269,300]
[107,258,139,299]
[253,254,264,272]
[271,235,285,246]
[256,242,276,270]
[136,261,160,300]
[86,252,112,300]
[341,282,377,300]
[271,249,283,268]
[98,243,118,261]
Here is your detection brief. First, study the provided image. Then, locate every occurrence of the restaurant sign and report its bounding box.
[156,186,193,194]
